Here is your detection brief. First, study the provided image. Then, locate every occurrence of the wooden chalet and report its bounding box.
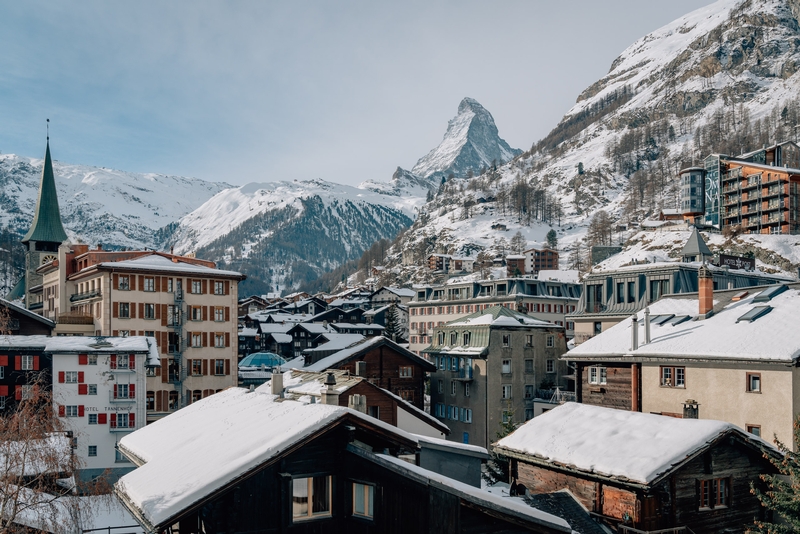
[495,403,780,534]
[114,388,571,534]
[1,297,55,335]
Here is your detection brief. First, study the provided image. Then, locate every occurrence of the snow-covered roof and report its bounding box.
[0,336,160,366]
[303,333,365,353]
[495,403,774,485]
[413,433,488,457]
[567,284,800,363]
[92,254,243,278]
[0,297,55,328]
[447,305,557,329]
[536,270,579,284]
[257,322,293,333]
[238,327,257,337]
[12,493,144,534]
[267,333,292,344]
[380,287,415,298]
[115,388,418,530]
[304,336,433,373]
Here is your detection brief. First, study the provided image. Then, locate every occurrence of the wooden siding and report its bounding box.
[579,363,635,411]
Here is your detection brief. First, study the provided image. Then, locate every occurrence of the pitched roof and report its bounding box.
[681,228,712,258]
[93,254,243,278]
[22,141,68,245]
[0,297,55,328]
[495,403,777,486]
[305,336,435,372]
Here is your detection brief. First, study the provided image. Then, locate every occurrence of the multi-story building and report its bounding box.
[0,335,51,412]
[408,277,581,355]
[424,306,568,447]
[523,247,559,274]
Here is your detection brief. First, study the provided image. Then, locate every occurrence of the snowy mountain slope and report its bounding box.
[0,152,229,249]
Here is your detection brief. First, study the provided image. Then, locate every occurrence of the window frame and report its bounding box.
[546,359,555,373]
[746,372,761,393]
[501,359,512,374]
[352,482,374,520]
[746,424,761,437]
[699,477,730,510]
[21,355,34,371]
[660,366,686,388]
[546,335,555,348]
[143,277,155,292]
[215,359,225,375]
[502,334,511,348]
[501,384,512,399]
[399,366,412,378]
[292,475,333,521]
[214,281,225,295]
[119,302,130,319]
[144,303,156,319]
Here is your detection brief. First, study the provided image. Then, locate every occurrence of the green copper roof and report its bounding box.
[681,228,712,259]
[5,275,25,302]
[22,141,68,245]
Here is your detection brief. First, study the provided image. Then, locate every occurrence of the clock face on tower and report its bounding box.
[41,255,57,265]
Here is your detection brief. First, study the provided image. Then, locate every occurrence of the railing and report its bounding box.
[586,303,607,313]
[109,391,135,403]
[454,366,473,381]
[618,526,693,534]
[69,289,101,302]
[57,312,94,325]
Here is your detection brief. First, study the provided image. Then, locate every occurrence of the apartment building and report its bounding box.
[408,277,580,355]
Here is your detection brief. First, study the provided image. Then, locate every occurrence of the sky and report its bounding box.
[0,1,713,188]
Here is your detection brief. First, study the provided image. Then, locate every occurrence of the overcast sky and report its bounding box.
[0,1,712,187]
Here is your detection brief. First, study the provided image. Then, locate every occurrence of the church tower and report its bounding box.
[21,136,68,310]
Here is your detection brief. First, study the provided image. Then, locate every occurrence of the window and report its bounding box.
[214,307,225,322]
[502,334,511,347]
[144,303,155,319]
[119,275,130,290]
[293,476,332,520]
[192,360,202,376]
[215,359,225,375]
[461,408,473,423]
[116,384,131,399]
[699,478,729,509]
[215,334,225,348]
[143,277,155,292]
[192,280,202,294]
[147,391,155,410]
[66,405,78,417]
[20,385,33,400]
[463,332,471,345]
[399,366,412,378]
[214,281,225,295]
[167,278,174,292]
[435,403,445,418]
[525,408,534,421]
[589,366,607,385]
[119,330,130,338]
[627,281,636,303]
[525,334,534,347]
[88,414,98,424]
[65,371,78,383]
[502,384,512,399]
[747,372,761,393]
[88,445,97,457]
[746,424,761,437]
[502,360,511,374]
[192,390,202,402]
[191,306,202,321]
[116,355,129,369]
[616,282,625,304]
[546,335,554,348]
[119,303,130,318]
[502,410,512,423]
[352,482,374,519]
[115,450,128,463]
[464,383,470,397]
[192,334,202,348]
[450,332,457,345]
[546,359,555,373]
[88,354,97,365]
[21,355,34,370]
[524,385,534,399]
[524,359,534,374]
[660,366,685,388]
[451,381,456,396]
[88,384,97,395]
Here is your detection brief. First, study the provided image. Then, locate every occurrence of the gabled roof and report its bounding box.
[305,336,435,372]
[22,141,68,245]
[0,297,55,329]
[302,333,364,353]
[90,253,244,278]
[495,403,778,487]
[681,228,712,258]
[5,276,26,302]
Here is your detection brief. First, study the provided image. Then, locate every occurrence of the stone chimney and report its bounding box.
[271,368,284,398]
[321,372,340,405]
[698,265,713,317]
[630,313,638,351]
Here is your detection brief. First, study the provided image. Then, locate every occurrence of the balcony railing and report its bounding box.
[57,312,94,325]
[109,391,135,403]
[70,289,102,302]
[453,366,473,381]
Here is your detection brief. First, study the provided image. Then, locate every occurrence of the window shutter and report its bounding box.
[110,355,117,369]
[161,332,169,351]
[202,280,207,294]
[130,384,136,398]
[225,359,230,375]
[98,413,107,424]
[0,356,6,366]
[225,281,230,295]
[33,356,39,371]
[113,330,119,337]
[78,354,88,365]
[129,354,136,369]
[58,371,65,383]
[202,306,208,321]
[156,392,163,411]
[225,332,230,347]
[110,414,117,428]
[186,278,192,291]
[15,386,21,400]
[78,405,85,417]
[114,384,118,399]
[161,277,168,292]
[0,386,7,396]
[130,275,137,291]
[155,304,161,320]
[202,359,208,376]
[113,274,119,290]
[155,364,161,376]
[202,332,208,347]
[113,304,119,318]
[161,359,168,383]
[15,356,20,370]
[138,275,144,290]
[129,413,135,428]
[155,276,161,292]
[138,331,144,336]
[58,405,65,417]
[161,305,168,326]
[225,307,230,322]
[130,303,136,318]
[78,371,84,383]
[138,303,144,318]
[78,384,87,395]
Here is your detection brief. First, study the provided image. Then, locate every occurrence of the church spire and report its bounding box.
[21,129,68,246]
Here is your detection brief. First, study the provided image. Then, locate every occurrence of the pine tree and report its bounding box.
[483,404,518,485]
[750,417,800,532]
[546,229,558,250]
[382,303,403,342]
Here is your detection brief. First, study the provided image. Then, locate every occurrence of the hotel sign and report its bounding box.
[718,254,754,271]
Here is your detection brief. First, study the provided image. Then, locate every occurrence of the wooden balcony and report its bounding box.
[57,312,94,325]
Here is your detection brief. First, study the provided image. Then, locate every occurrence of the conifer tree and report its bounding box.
[546,229,558,250]
[750,417,800,533]
[483,404,518,485]
[382,304,403,342]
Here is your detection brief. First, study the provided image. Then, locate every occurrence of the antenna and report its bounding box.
[46,118,49,141]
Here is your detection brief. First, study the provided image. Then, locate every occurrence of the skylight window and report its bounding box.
[650,314,675,325]
[669,315,691,326]
[736,306,772,323]
[753,284,787,303]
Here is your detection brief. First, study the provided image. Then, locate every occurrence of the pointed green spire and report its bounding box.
[21,140,68,245]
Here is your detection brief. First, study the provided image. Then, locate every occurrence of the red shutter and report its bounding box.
[202,280,207,294]
[0,386,7,396]
[131,275,137,291]
[15,386,21,400]
[113,330,119,336]
[110,355,117,369]
[15,356,20,370]
[113,274,119,290]
[0,355,7,366]
[202,359,208,376]
[78,354,88,365]
[156,304,161,320]
[58,371,65,383]
[114,384,118,399]
[156,392,163,411]
[225,359,230,375]
[98,413,107,424]
[110,414,117,428]
[32,356,39,371]
[161,359,168,383]
[130,354,136,369]
[113,304,119,318]
[78,384,87,395]
[225,332,230,347]
[155,364,161,376]
[129,413,135,428]
[161,305,168,326]
[202,332,208,347]
[138,275,144,290]
[58,405,65,417]
[78,372,84,383]
[225,281,230,295]
[130,384,136,398]
[161,277,168,292]
[130,303,136,319]
[78,405,85,417]
[138,303,144,319]
[155,276,161,292]
[202,306,208,321]
[225,307,230,322]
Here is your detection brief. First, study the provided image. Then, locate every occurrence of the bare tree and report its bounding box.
[509,231,527,254]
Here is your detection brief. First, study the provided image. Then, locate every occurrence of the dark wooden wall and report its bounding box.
[337,381,398,427]
[577,363,633,411]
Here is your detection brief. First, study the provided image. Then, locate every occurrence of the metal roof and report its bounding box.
[21,141,68,245]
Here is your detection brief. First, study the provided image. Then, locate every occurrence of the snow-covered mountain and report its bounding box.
[0,152,229,249]
[367,0,800,285]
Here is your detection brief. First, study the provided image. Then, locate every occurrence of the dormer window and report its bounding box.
[450,332,458,345]
[463,332,471,345]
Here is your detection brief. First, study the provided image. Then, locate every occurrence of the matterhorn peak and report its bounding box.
[411,97,520,181]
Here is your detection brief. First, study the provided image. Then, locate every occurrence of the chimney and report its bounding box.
[348,394,367,414]
[321,372,340,405]
[683,399,699,419]
[355,361,367,377]
[271,368,284,398]
[698,265,713,317]
[630,313,639,351]
[643,307,651,344]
